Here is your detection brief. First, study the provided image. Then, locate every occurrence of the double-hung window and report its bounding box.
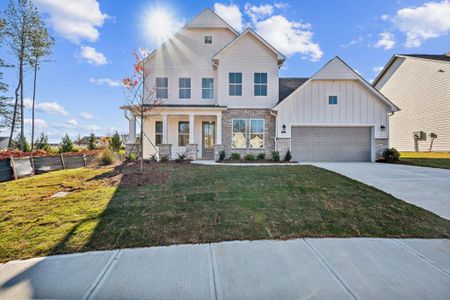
[229,72,242,96]
[156,77,168,99]
[202,78,214,99]
[232,119,246,148]
[328,95,338,105]
[250,119,264,148]
[155,121,162,146]
[179,78,191,99]
[254,73,267,96]
[178,121,189,146]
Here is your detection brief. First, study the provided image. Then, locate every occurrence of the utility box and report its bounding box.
[413,131,427,141]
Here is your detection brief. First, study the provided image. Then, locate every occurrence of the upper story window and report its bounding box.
[178,121,189,146]
[202,78,214,99]
[156,77,168,99]
[232,119,246,148]
[155,121,162,146]
[254,73,267,96]
[179,78,191,99]
[229,72,242,96]
[250,119,264,148]
[328,95,338,105]
[204,35,212,44]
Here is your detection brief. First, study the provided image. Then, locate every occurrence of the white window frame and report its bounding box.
[179,77,191,99]
[254,73,268,96]
[249,119,265,149]
[202,78,214,99]
[204,35,213,45]
[231,118,247,149]
[178,121,190,146]
[327,93,339,106]
[155,121,163,146]
[155,77,168,99]
[229,72,242,96]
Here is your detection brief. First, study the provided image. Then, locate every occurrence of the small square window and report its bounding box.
[328,95,338,105]
[204,35,212,44]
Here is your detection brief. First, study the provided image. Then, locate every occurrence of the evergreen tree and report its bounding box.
[35,132,50,151]
[110,131,122,151]
[88,133,96,150]
[59,134,74,153]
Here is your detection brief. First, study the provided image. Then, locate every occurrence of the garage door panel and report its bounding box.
[291,126,371,162]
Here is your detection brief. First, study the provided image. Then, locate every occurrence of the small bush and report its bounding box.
[272,151,280,162]
[230,152,241,160]
[175,153,186,163]
[126,152,137,161]
[99,148,116,166]
[88,133,96,150]
[244,153,255,161]
[160,155,169,162]
[219,150,226,161]
[150,154,157,161]
[59,134,74,153]
[382,147,400,163]
[35,133,50,151]
[109,131,122,151]
[256,153,266,160]
[284,150,292,162]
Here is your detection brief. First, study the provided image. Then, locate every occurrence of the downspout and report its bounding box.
[269,109,278,151]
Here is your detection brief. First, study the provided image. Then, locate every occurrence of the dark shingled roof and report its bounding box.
[401,54,450,62]
[278,77,309,104]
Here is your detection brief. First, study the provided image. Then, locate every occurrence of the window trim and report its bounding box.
[155,77,168,99]
[204,35,213,45]
[178,121,190,147]
[228,72,242,96]
[155,121,163,146]
[231,118,247,149]
[254,73,268,96]
[202,78,214,99]
[327,93,339,106]
[249,119,265,149]
[178,77,191,99]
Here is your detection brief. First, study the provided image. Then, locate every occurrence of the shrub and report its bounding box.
[99,148,116,166]
[160,155,169,162]
[150,154,157,161]
[126,152,137,161]
[47,146,60,155]
[13,134,31,152]
[88,133,96,150]
[175,153,186,163]
[244,153,255,161]
[256,153,266,160]
[230,152,240,160]
[35,133,50,151]
[59,134,74,153]
[272,151,280,162]
[219,150,226,161]
[109,131,122,151]
[284,150,292,162]
[382,147,400,163]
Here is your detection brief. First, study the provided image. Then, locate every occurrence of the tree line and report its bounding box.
[0,0,53,150]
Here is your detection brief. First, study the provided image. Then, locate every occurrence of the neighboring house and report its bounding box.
[121,8,398,162]
[373,53,450,152]
[0,136,9,150]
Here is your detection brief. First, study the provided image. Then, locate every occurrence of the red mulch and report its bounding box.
[0,149,101,161]
[217,159,296,164]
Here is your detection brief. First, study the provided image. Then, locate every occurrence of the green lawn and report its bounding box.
[400,152,450,169]
[1,163,450,262]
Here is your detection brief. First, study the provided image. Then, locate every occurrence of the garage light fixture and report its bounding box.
[282,124,286,133]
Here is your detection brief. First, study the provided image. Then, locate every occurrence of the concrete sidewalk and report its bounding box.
[1,238,449,299]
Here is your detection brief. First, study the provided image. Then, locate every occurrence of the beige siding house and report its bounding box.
[121,8,398,162]
[373,54,450,151]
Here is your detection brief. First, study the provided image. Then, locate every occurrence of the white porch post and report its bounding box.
[129,114,136,143]
[189,114,195,144]
[216,112,222,144]
[162,113,168,144]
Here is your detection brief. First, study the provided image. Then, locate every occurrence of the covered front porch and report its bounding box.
[126,106,225,160]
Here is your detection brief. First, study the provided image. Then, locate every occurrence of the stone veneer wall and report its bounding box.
[221,109,276,158]
[213,144,225,161]
[275,138,291,157]
[158,144,172,160]
[186,144,198,160]
[375,138,389,159]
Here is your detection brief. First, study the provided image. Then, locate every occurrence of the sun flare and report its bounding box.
[142,7,180,46]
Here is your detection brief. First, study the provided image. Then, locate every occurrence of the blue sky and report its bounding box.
[1,0,449,142]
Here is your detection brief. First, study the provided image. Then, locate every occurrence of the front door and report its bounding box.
[202,121,215,159]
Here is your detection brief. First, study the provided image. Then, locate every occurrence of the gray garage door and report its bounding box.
[291,126,371,162]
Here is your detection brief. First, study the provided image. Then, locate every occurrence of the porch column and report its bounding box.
[216,112,222,144]
[189,114,195,144]
[128,114,136,143]
[162,113,168,144]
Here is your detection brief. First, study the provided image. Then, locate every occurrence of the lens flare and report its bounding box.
[142,7,181,46]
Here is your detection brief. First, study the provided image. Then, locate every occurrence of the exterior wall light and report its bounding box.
[281,124,286,133]
[380,125,386,131]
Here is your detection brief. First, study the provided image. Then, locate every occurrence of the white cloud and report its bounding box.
[67,118,78,126]
[89,77,120,87]
[374,32,396,50]
[34,0,109,44]
[24,118,47,129]
[80,112,94,120]
[254,15,322,61]
[244,3,274,23]
[274,2,290,9]
[23,98,68,115]
[393,0,450,48]
[79,46,107,65]
[372,66,384,74]
[214,3,244,32]
[380,14,390,21]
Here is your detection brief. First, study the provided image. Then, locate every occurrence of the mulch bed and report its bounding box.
[0,149,100,161]
[217,159,296,164]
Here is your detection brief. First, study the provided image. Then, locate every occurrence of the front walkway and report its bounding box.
[1,238,449,299]
[313,162,450,220]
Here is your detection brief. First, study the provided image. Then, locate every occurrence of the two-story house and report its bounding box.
[122,8,398,162]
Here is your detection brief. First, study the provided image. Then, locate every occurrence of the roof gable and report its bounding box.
[213,28,285,64]
[186,8,239,35]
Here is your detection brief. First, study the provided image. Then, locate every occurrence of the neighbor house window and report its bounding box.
[202,78,214,99]
[156,77,168,99]
[178,121,189,146]
[155,121,162,146]
[179,78,191,99]
[254,73,267,96]
[229,72,242,96]
[204,35,212,44]
[328,95,338,105]
[232,119,246,148]
[250,119,264,148]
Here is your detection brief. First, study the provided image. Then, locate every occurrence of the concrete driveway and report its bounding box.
[312,163,450,220]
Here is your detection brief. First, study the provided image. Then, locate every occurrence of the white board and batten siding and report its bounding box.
[375,56,450,151]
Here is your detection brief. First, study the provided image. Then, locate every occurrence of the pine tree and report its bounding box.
[59,134,74,153]
[35,132,50,151]
[88,133,96,150]
[110,131,122,151]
